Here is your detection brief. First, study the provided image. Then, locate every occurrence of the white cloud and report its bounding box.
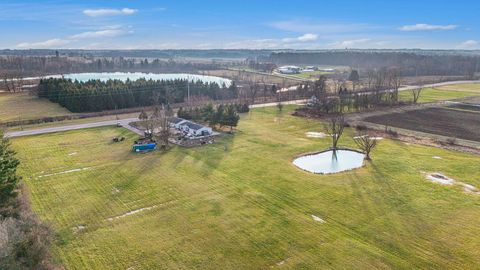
[297,33,318,42]
[399,23,457,31]
[16,38,70,49]
[457,40,479,48]
[15,25,133,49]
[282,33,318,43]
[70,28,131,39]
[83,8,137,17]
[329,38,371,48]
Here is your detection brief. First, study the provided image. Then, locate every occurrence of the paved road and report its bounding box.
[4,80,480,138]
[5,118,142,138]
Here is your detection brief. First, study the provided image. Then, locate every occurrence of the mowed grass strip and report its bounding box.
[0,92,72,122]
[11,106,480,269]
[399,85,480,103]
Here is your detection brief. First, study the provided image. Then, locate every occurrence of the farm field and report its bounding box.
[0,92,72,122]
[202,69,299,85]
[11,106,480,269]
[364,107,480,142]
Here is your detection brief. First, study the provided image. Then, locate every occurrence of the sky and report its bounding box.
[1,0,479,50]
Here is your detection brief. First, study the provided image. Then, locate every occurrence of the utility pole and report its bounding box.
[187,76,190,105]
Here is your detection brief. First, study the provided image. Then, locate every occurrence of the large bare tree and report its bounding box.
[324,113,346,150]
[153,105,171,149]
[388,68,402,103]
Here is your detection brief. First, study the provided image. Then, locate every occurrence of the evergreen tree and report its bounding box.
[223,105,240,132]
[0,131,21,212]
[202,103,216,125]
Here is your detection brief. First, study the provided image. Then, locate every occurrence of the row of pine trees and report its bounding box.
[37,78,238,113]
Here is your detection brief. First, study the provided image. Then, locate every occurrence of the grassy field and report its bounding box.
[436,83,480,92]
[0,92,72,122]
[288,71,334,80]
[11,106,480,269]
[399,85,480,103]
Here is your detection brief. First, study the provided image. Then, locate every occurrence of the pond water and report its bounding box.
[293,149,365,174]
[46,72,232,87]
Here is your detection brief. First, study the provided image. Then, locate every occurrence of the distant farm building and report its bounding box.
[277,66,301,74]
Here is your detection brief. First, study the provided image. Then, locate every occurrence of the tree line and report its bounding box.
[0,55,229,78]
[267,51,480,77]
[299,75,424,115]
[37,78,238,113]
[177,103,246,131]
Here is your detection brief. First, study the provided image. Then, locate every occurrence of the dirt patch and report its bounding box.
[72,225,86,233]
[107,200,177,221]
[425,172,480,195]
[426,173,455,185]
[37,167,90,178]
[305,132,326,138]
[311,215,326,223]
[270,257,292,268]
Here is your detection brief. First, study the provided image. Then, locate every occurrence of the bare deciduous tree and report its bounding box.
[324,113,345,150]
[411,87,423,104]
[388,68,402,103]
[247,83,260,104]
[353,131,379,160]
[153,105,171,150]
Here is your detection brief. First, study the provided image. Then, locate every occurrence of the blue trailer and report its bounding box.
[132,142,157,153]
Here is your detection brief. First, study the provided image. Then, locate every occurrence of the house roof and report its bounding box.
[180,121,205,131]
[168,117,186,124]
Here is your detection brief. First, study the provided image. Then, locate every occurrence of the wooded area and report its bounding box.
[267,51,480,77]
[37,78,238,112]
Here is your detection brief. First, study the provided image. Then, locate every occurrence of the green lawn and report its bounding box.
[399,85,480,103]
[0,92,72,122]
[11,106,480,269]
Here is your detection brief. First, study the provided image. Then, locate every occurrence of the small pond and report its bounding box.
[293,149,365,174]
[46,72,232,87]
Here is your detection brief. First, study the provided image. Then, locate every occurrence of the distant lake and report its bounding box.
[46,72,232,87]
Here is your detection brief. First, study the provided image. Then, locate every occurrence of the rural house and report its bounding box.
[179,121,213,137]
[168,117,213,137]
[168,117,188,129]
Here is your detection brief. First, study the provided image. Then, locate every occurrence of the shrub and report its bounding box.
[446,137,457,145]
[355,124,368,131]
[385,128,398,137]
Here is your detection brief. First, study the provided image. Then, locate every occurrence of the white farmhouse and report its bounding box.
[168,117,213,137]
[168,117,188,129]
[179,121,213,137]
